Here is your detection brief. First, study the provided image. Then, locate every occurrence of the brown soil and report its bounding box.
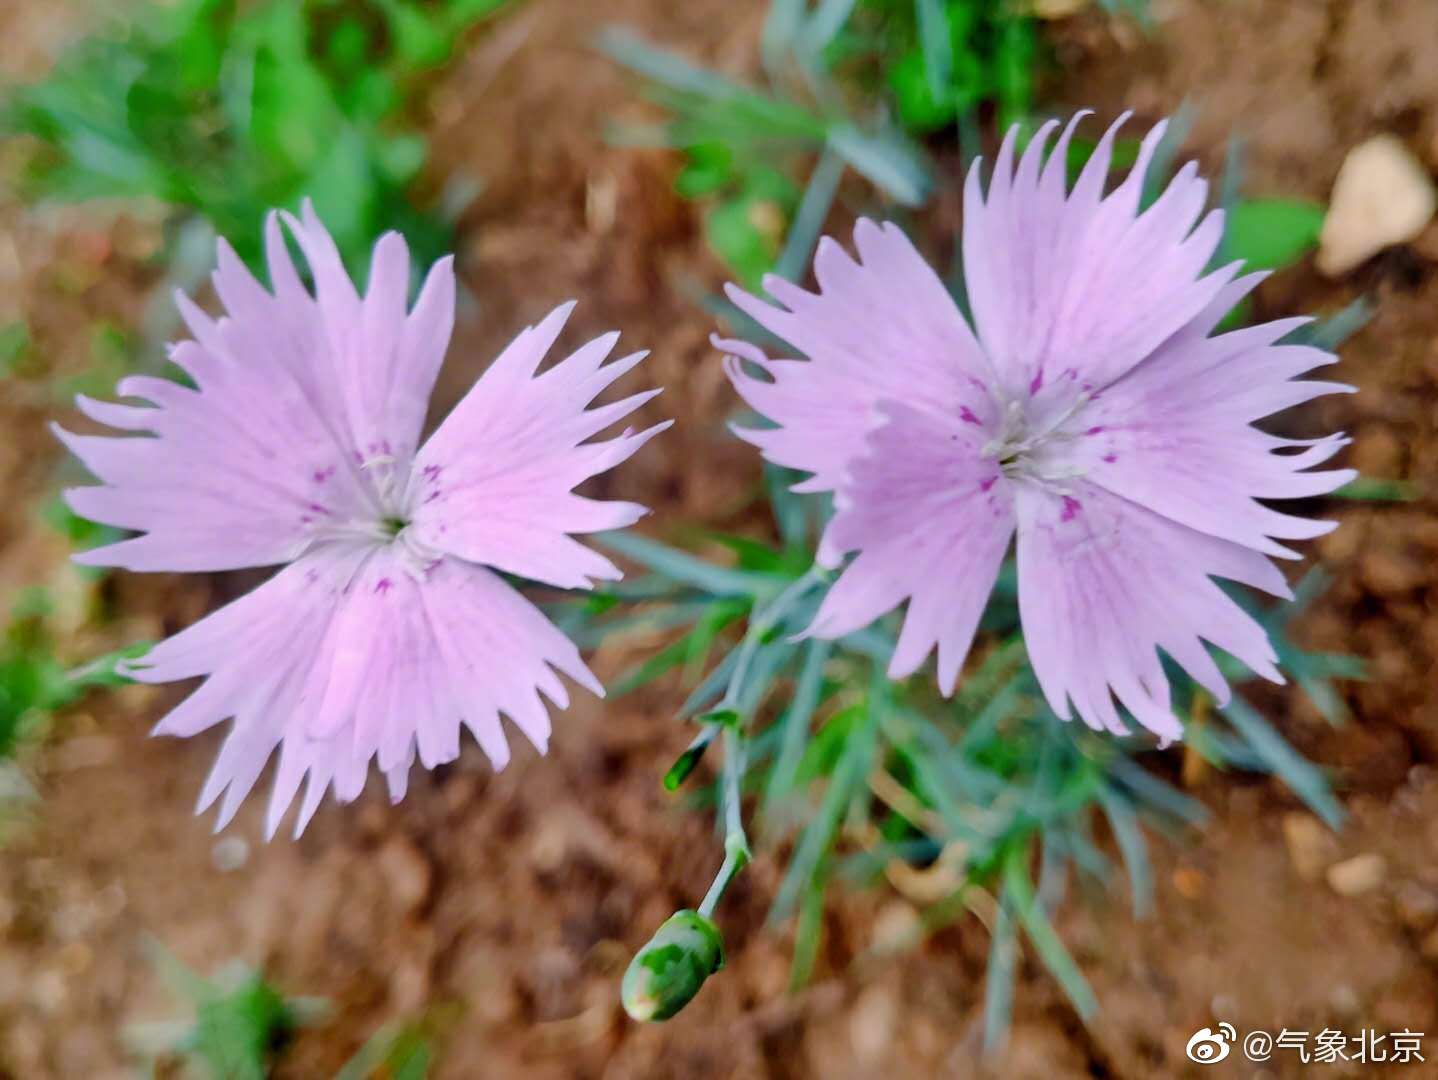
[3,0,1438,1077]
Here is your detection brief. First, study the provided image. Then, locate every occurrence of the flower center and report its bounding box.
[979,394,1092,486]
[304,454,442,579]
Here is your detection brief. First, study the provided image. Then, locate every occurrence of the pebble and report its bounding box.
[1327,853,1387,896]
[1034,0,1089,16]
[210,836,250,873]
[1329,982,1362,1018]
[1318,134,1437,276]
[849,984,899,1065]
[1282,813,1336,882]
[870,899,922,954]
[1172,865,1206,900]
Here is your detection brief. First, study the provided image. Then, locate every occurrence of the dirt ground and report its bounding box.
[4,0,1438,1077]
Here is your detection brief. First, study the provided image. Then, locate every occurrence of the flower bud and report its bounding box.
[621,910,724,1022]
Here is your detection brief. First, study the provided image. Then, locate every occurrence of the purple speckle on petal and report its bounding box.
[1102,453,1118,464]
[307,502,331,516]
[1028,370,1044,395]
[1061,496,1081,522]
[959,406,981,426]
[423,464,442,481]
[375,578,393,595]
[312,465,335,484]
[1085,426,1105,436]
[980,476,998,493]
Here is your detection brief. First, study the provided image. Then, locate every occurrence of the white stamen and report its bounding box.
[976,392,1094,486]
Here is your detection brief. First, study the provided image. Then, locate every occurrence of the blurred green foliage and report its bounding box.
[604,1,1158,288]
[0,588,141,763]
[855,0,1041,134]
[1223,197,1326,272]
[129,942,329,1080]
[0,322,32,376]
[2,0,511,274]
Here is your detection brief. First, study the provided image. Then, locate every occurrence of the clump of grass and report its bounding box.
[126,941,329,1080]
[2,0,514,277]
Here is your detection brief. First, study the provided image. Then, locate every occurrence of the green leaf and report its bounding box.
[597,531,775,596]
[914,0,953,100]
[664,726,720,791]
[698,708,741,730]
[1334,476,1417,502]
[827,124,930,207]
[1002,843,1097,1019]
[763,638,833,815]
[771,696,876,923]
[1096,787,1152,916]
[1224,198,1326,271]
[0,323,32,376]
[675,143,734,198]
[610,606,743,697]
[706,196,784,288]
[246,10,340,170]
[981,897,1018,1055]
[1220,695,1343,828]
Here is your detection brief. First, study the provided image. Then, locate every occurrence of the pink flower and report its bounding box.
[718,114,1354,744]
[57,203,669,836]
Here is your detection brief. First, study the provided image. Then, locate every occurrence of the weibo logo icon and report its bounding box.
[1186,1023,1237,1064]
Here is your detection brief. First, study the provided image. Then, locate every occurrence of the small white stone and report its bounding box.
[1033,0,1089,16]
[1317,134,1437,277]
[1327,852,1386,897]
[210,836,250,873]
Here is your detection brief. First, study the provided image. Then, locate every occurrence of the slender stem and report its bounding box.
[720,565,827,712]
[693,566,829,920]
[699,727,751,917]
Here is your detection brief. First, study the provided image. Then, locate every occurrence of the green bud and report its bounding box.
[662,746,704,791]
[697,708,741,729]
[621,910,724,1022]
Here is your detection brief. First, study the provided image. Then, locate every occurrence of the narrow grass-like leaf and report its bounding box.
[763,637,833,816]
[762,0,807,74]
[982,894,1018,1056]
[799,0,861,59]
[597,531,774,595]
[914,0,953,101]
[1096,787,1152,916]
[678,647,742,719]
[597,28,748,99]
[1282,296,1371,351]
[1003,844,1098,1019]
[789,861,829,989]
[771,695,876,923]
[827,124,930,206]
[774,146,845,282]
[1105,756,1208,826]
[1220,695,1343,827]
[1334,476,1418,502]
